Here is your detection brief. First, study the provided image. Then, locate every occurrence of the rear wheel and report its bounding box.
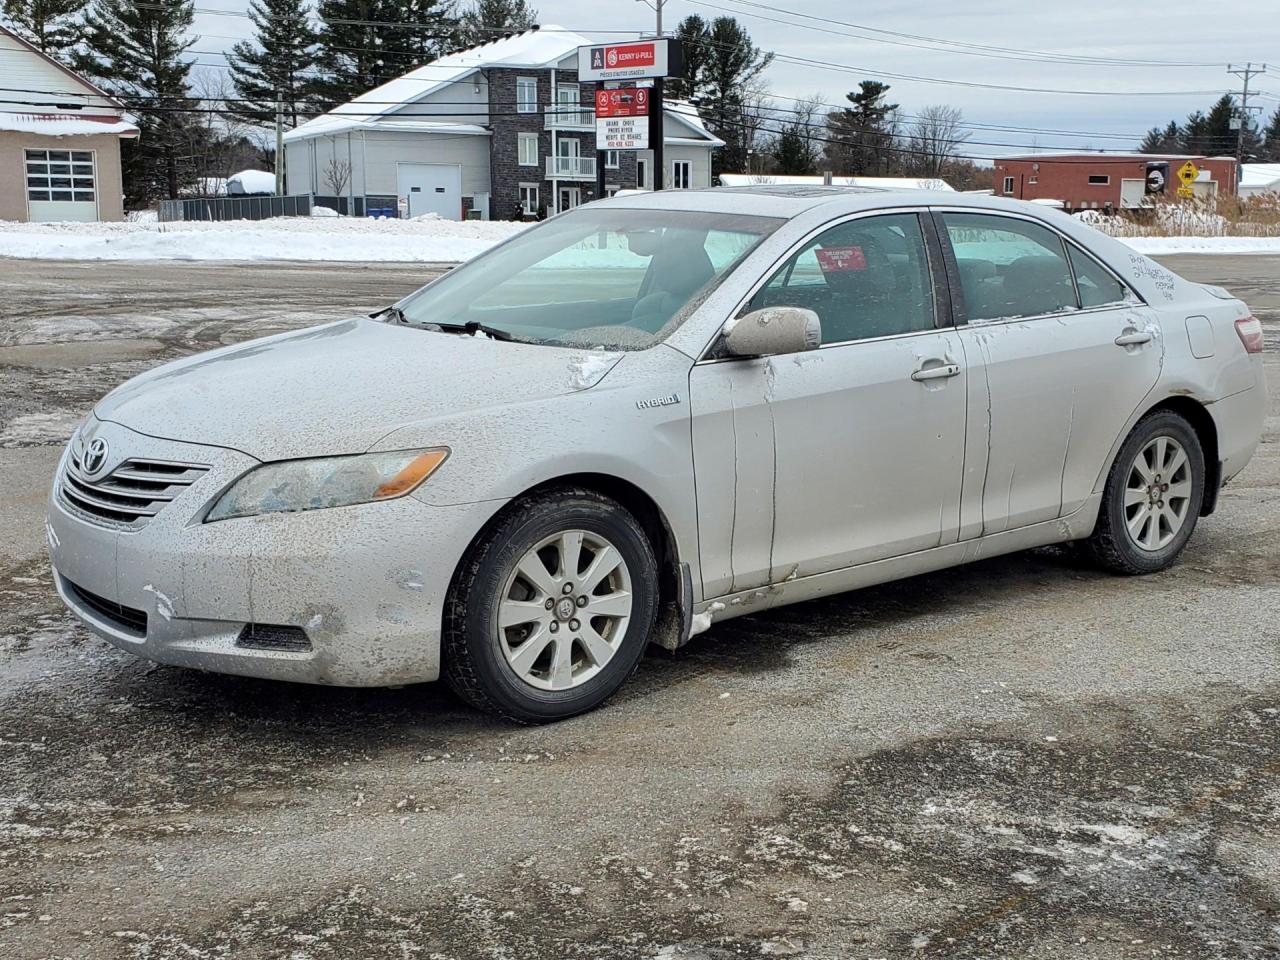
[1085,411,1205,574]
[443,488,658,723]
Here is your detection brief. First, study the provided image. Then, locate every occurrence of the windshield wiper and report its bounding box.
[374,308,517,342]
[433,320,517,342]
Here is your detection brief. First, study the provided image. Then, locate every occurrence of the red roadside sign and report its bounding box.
[594,87,650,119]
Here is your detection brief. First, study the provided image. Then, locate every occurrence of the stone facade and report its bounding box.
[486,67,637,221]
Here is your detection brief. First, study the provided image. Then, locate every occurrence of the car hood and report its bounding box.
[95,317,623,460]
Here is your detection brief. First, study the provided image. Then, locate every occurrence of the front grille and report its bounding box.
[237,623,312,652]
[60,447,209,531]
[65,579,148,636]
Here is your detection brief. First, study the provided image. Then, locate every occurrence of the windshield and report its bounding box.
[395,207,783,350]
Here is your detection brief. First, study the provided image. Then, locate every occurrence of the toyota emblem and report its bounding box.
[82,437,109,475]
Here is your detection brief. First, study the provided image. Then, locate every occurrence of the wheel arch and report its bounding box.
[1137,395,1222,516]
[449,472,694,652]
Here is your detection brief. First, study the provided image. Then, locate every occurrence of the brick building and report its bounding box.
[992,153,1238,212]
[284,27,722,220]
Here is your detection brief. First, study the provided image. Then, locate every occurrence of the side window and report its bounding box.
[1067,244,1131,308]
[746,213,936,344]
[943,213,1077,322]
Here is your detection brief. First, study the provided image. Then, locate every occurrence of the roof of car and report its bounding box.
[602,185,1010,218]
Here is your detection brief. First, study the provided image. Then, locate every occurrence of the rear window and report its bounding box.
[1067,244,1133,308]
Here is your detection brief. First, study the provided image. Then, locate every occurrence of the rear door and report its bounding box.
[937,210,1163,535]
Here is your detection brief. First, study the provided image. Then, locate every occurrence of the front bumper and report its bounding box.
[48,418,502,686]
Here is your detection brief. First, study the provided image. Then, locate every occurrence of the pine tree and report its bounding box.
[1262,106,1280,162]
[825,81,899,175]
[313,0,457,107]
[666,15,710,102]
[695,17,772,175]
[227,0,318,128]
[74,0,196,202]
[1139,120,1180,154]
[2,0,85,58]
[1203,94,1235,156]
[458,0,536,47]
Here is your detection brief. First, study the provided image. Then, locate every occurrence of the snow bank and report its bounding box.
[0,216,530,263]
[1115,236,1280,256]
[1,215,1275,264]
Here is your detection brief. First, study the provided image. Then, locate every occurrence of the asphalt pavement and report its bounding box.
[0,254,1276,960]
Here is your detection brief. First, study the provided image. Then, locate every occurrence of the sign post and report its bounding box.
[579,39,681,193]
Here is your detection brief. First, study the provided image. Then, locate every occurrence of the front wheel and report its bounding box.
[443,488,659,723]
[1084,411,1205,575]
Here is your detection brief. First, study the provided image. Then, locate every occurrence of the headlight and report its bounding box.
[205,448,449,522]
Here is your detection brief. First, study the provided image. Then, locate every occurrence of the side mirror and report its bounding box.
[722,307,821,358]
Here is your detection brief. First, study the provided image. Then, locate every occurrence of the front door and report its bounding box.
[690,211,968,597]
[558,186,581,213]
[938,211,1163,535]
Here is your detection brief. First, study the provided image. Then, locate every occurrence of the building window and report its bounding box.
[671,159,691,189]
[1028,176,1038,185]
[1002,175,1014,195]
[516,77,538,113]
[606,150,619,169]
[26,149,95,203]
[1088,174,1110,185]
[518,133,538,166]
[519,183,539,216]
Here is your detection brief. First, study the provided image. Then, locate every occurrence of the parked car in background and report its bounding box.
[48,187,1267,722]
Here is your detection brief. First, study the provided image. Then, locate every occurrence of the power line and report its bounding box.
[683,0,1231,68]
[0,80,1162,144]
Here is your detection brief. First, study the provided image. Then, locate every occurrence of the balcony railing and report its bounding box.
[544,105,595,130]
[546,155,597,179]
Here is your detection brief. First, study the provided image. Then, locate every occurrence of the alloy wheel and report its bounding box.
[1124,435,1193,552]
[497,529,634,691]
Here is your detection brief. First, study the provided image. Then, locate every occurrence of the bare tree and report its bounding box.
[771,93,823,175]
[323,157,351,197]
[905,105,970,179]
[184,70,264,195]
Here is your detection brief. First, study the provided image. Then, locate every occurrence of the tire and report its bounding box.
[443,487,659,723]
[1084,410,1205,575]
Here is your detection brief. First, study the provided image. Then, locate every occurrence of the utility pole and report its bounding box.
[651,0,665,191]
[274,88,285,197]
[1227,63,1267,192]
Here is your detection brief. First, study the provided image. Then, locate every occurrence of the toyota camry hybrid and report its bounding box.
[48,186,1267,722]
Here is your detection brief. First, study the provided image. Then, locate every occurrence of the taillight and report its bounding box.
[1234,315,1264,354]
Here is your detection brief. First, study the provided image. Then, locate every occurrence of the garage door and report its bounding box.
[26,148,98,223]
[397,163,462,220]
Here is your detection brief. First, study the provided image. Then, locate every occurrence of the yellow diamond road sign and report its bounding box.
[1177,160,1199,186]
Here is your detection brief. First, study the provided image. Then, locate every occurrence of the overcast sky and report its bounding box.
[190,0,1279,159]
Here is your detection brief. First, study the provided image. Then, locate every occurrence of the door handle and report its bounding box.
[912,363,961,382]
[1115,330,1153,346]
[911,362,961,382]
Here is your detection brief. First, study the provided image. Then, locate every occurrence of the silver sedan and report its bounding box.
[48,187,1267,722]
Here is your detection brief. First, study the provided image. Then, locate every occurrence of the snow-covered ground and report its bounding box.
[1114,236,1280,256]
[0,215,1277,263]
[0,215,529,263]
